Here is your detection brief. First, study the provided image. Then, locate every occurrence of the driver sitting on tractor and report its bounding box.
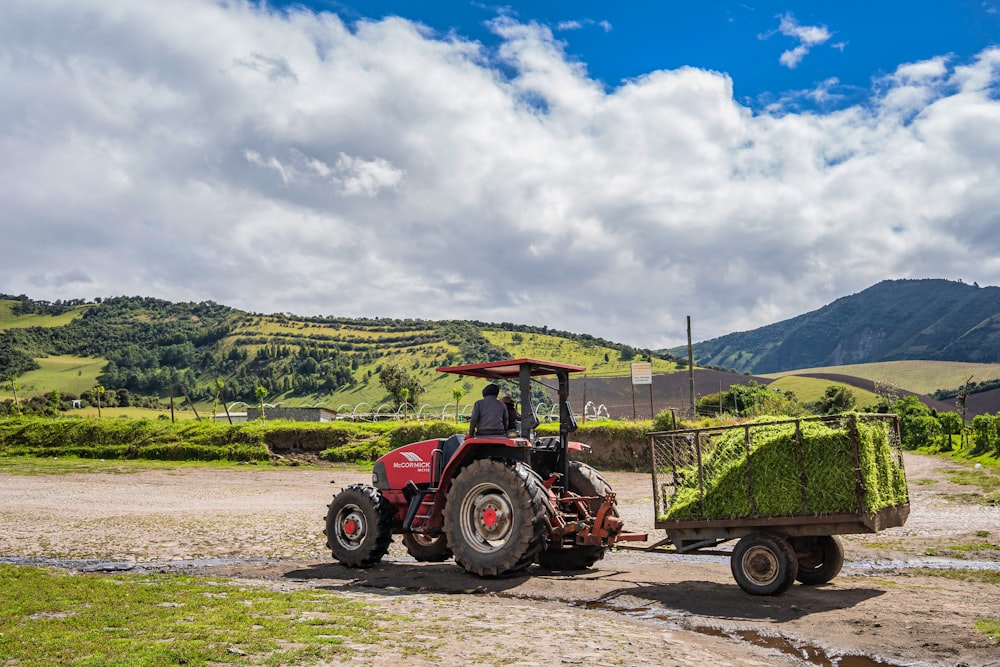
[468,383,508,437]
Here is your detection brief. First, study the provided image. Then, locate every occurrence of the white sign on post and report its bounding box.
[630,362,652,385]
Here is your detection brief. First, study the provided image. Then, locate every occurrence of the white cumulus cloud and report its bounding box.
[1,1,999,349]
[763,12,834,69]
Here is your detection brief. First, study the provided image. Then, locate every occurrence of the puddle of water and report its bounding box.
[580,601,904,667]
[693,625,901,667]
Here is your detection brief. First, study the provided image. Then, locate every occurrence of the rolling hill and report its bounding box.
[0,294,679,411]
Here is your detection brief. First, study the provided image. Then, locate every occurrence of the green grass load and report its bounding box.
[662,416,908,521]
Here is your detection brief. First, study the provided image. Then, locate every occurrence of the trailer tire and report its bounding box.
[325,484,394,568]
[444,459,552,577]
[792,535,844,585]
[403,532,452,562]
[538,461,616,571]
[731,532,798,595]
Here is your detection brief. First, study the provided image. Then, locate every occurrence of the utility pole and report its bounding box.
[687,316,695,418]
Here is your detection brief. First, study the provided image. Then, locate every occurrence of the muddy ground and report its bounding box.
[1,453,998,667]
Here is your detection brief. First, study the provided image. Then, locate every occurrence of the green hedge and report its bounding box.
[537,419,653,470]
[0,417,466,464]
[0,418,271,462]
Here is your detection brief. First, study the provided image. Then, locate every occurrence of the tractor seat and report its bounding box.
[441,433,465,463]
[431,434,465,486]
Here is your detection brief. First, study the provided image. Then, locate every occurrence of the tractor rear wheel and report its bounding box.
[325,484,394,568]
[444,459,552,577]
[792,535,844,585]
[403,532,452,562]
[730,531,798,595]
[538,461,617,571]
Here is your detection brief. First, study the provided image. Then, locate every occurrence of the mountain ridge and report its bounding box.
[673,279,1000,374]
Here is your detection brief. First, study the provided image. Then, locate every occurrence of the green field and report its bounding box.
[0,301,89,330]
[484,330,677,377]
[767,376,881,408]
[1,355,106,399]
[71,406,200,420]
[762,360,1000,395]
[260,329,673,413]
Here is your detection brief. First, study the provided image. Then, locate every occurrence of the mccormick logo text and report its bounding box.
[392,451,431,469]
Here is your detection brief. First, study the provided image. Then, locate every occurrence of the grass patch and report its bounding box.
[72,407,199,420]
[0,455,376,478]
[0,564,416,667]
[761,360,1000,395]
[483,329,677,377]
[912,567,1000,586]
[975,618,1000,642]
[0,355,107,400]
[947,542,1000,552]
[0,455,267,476]
[0,300,89,330]
[941,492,994,505]
[766,376,881,409]
[944,468,1000,492]
[921,541,1000,558]
[942,467,1000,505]
[857,540,901,550]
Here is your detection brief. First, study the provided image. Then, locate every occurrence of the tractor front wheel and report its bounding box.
[444,459,552,577]
[325,484,394,568]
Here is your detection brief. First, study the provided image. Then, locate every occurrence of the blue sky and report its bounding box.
[293,0,1000,110]
[1,1,999,349]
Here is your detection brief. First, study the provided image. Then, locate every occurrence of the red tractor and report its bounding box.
[324,358,644,577]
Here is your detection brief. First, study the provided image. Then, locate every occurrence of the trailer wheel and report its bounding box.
[403,532,452,562]
[325,484,394,568]
[538,461,616,571]
[792,535,844,585]
[731,532,798,596]
[444,459,552,577]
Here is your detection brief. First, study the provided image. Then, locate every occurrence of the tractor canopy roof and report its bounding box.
[436,358,586,379]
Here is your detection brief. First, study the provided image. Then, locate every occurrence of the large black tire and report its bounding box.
[792,535,845,585]
[325,484,394,568]
[443,459,553,577]
[402,532,452,562]
[538,461,617,571]
[730,532,798,596]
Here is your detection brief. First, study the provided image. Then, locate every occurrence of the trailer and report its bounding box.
[643,413,910,595]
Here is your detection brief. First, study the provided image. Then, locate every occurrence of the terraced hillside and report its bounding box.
[6,292,1000,418]
[0,295,677,411]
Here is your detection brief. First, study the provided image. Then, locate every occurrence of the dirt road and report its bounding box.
[1,453,997,667]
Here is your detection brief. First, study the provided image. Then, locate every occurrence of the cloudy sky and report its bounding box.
[2,1,999,348]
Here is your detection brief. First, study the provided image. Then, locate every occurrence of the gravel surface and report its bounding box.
[1,453,998,667]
